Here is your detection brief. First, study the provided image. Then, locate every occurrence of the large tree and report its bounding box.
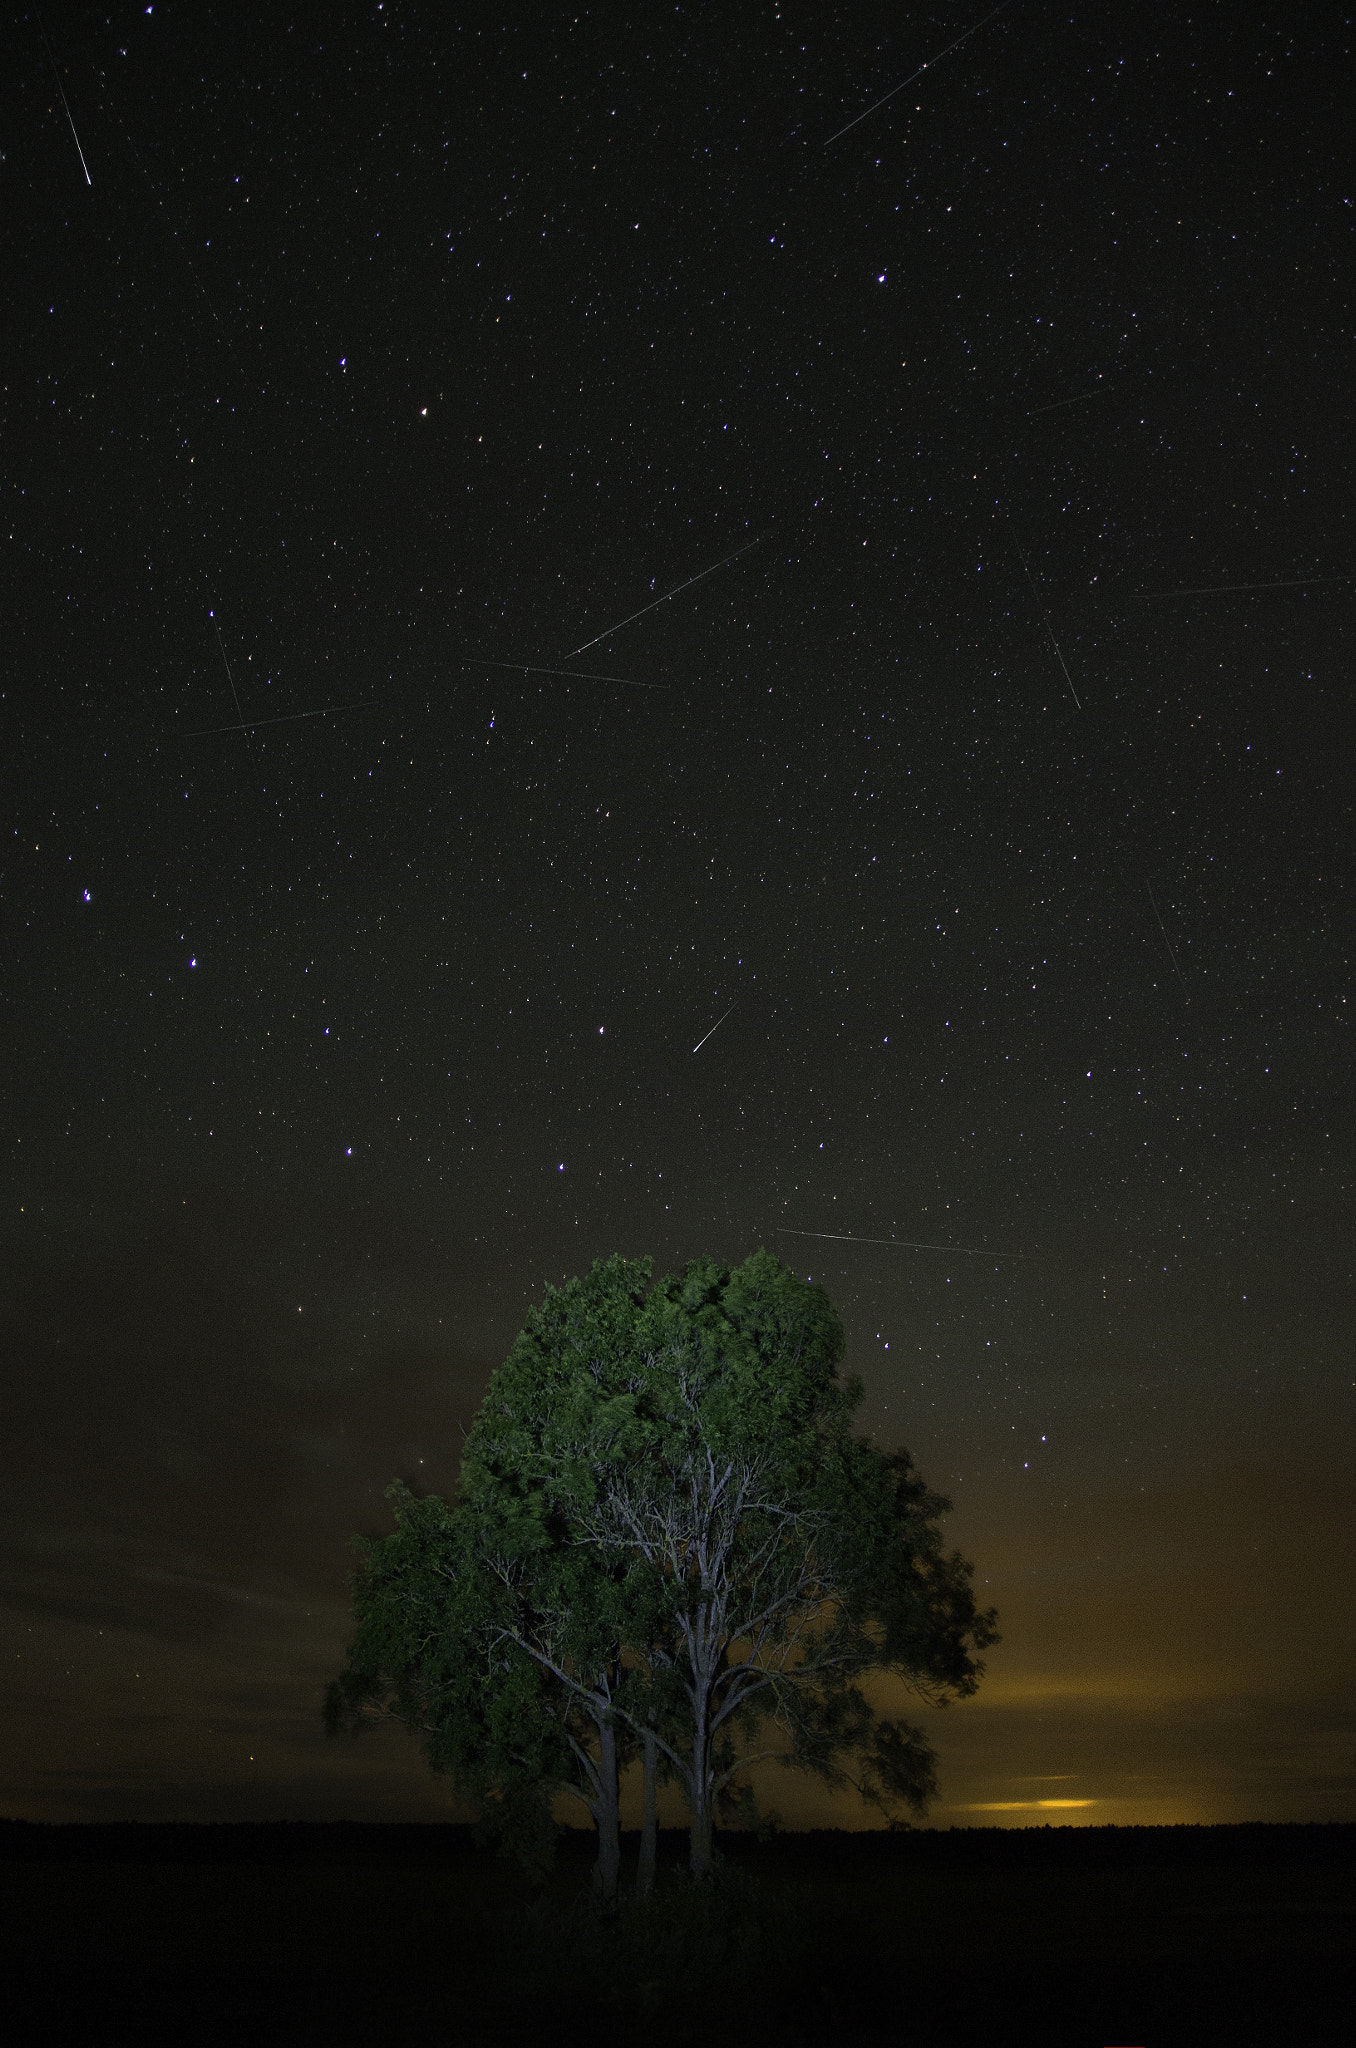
[327,1250,998,1893]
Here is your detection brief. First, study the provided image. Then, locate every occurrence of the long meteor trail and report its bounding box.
[1029,388,1109,417]
[1146,879,1189,999]
[463,659,669,691]
[38,11,92,186]
[692,1003,735,1054]
[184,701,373,737]
[1134,574,1354,599]
[822,2,1011,146]
[1009,523,1081,710]
[562,538,761,660]
[777,1228,1031,1258]
[211,620,249,732]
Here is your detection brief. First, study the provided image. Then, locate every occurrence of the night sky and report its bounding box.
[3,2,1353,1832]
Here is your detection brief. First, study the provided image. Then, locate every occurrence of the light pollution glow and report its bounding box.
[957,1799,1097,1811]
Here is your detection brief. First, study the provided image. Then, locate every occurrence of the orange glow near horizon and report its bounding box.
[956,1799,1098,1811]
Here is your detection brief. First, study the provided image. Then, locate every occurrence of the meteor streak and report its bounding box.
[1134,574,1354,599]
[212,620,248,732]
[1146,879,1189,999]
[822,2,1011,146]
[38,11,92,186]
[184,701,373,737]
[1029,388,1108,417]
[777,1228,1031,1258]
[692,1003,736,1054]
[562,538,761,660]
[1009,522,1081,710]
[464,659,669,690]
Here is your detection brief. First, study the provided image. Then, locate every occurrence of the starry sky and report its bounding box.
[3,1,1353,1831]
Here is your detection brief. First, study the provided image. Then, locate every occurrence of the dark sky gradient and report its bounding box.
[3,1,1352,1829]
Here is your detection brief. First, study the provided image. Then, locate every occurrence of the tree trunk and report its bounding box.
[592,1717,621,1914]
[688,1786,715,1878]
[636,1726,658,1899]
[688,1666,715,1877]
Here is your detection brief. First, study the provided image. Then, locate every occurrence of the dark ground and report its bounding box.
[2,1821,1351,2046]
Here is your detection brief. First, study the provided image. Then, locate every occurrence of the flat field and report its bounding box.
[1,1822,1350,2045]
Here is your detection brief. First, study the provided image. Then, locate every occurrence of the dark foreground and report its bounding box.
[2,1821,1351,2046]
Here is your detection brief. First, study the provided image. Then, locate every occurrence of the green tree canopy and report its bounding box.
[327,1249,998,1892]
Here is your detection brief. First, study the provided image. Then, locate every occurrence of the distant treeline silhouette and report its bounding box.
[2,1818,1351,1869]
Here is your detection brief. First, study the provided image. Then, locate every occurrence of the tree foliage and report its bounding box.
[323,1485,571,1879]
[326,1249,998,1891]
